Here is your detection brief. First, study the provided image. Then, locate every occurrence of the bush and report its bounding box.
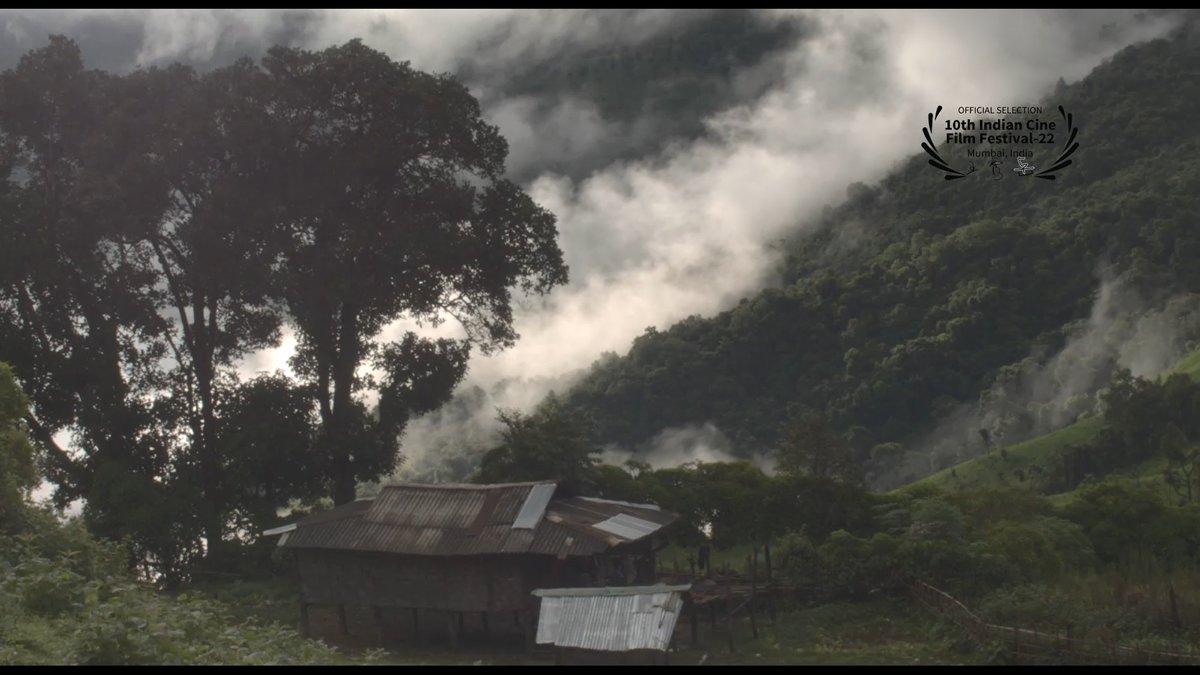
[981,521,1064,583]
[0,508,351,665]
[815,530,904,599]
[1063,480,1200,566]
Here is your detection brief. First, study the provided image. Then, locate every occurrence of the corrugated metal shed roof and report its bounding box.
[532,585,691,652]
[273,482,678,558]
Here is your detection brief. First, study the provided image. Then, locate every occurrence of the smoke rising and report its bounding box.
[600,422,778,473]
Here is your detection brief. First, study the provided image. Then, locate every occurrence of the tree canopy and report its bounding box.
[473,395,600,495]
[259,40,567,504]
[0,37,567,579]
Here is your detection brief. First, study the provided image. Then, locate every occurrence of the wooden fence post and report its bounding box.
[690,598,699,648]
[725,584,736,654]
[749,545,759,640]
[764,541,777,623]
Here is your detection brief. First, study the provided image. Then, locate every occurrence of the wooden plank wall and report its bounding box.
[298,550,554,612]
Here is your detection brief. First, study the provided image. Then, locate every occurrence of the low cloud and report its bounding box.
[1,10,1185,482]
[392,11,1181,480]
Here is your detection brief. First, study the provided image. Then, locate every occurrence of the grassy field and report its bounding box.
[355,599,994,665]
[674,598,989,665]
[1045,454,1176,507]
[902,414,1105,496]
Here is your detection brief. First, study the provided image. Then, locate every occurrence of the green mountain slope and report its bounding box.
[560,18,1200,485]
[1166,349,1200,379]
[901,414,1106,495]
[906,347,1200,498]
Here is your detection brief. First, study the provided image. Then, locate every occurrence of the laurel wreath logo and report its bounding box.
[1035,106,1079,181]
[922,104,1079,181]
[921,105,967,181]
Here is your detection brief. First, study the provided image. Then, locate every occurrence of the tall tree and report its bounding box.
[474,395,601,494]
[138,59,300,566]
[0,36,571,577]
[0,38,327,576]
[259,40,569,503]
[775,410,864,485]
[0,37,189,572]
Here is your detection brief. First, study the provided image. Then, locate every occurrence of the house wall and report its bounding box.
[296,549,559,612]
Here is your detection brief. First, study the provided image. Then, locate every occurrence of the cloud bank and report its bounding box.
[3,9,1184,484]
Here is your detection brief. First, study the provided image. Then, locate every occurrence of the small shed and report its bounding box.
[531,584,692,664]
[264,481,678,646]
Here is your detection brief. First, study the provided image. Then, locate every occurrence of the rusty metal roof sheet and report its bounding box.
[532,585,691,652]
[273,482,678,558]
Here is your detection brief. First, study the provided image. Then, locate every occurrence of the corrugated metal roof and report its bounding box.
[513,483,556,529]
[532,585,690,652]
[533,584,693,597]
[592,513,663,540]
[548,497,677,534]
[273,482,678,558]
[262,523,296,537]
[578,496,662,511]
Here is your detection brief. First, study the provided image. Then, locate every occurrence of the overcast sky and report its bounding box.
[3,9,1184,475]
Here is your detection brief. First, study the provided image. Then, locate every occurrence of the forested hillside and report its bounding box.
[562,18,1200,486]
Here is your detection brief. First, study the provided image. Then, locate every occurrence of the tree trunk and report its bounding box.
[193,294,225,566]
[331,302,360,505]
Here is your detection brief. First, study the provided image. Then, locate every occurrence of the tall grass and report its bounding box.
[978,553,1200,651]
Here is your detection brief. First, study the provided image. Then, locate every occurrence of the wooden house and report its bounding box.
[263,481,678,646]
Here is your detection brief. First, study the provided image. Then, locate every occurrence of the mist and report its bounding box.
[4,10,1186,486]
[380,10,1181,479]
[601,423,778,473]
